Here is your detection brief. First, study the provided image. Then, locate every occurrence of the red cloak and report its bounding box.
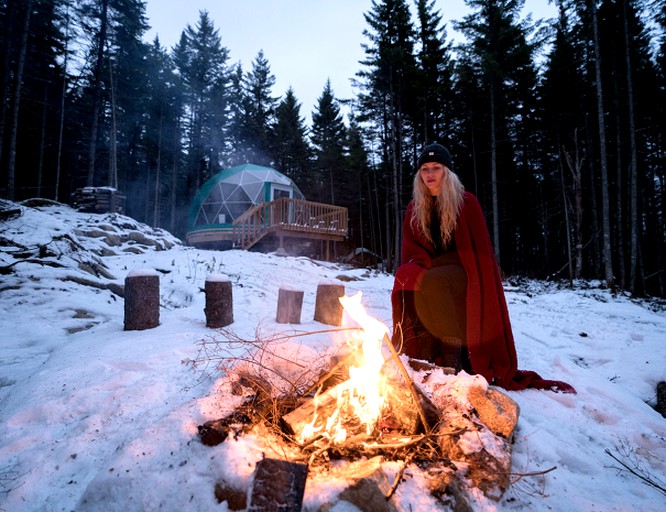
[391,192,575,393]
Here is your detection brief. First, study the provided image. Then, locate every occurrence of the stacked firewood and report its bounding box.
[71,187,126,214]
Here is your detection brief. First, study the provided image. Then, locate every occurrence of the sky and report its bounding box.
[143,0,557,123]
[1,197,665,511]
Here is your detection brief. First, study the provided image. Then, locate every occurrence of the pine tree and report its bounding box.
[144,36,183,230]
[310,79,347,204]
[357,0,419,270]
[237,50,278,166]
[345,116,372,255]
[455,0,539,271]
[1,0,67,200]
[172,10,230,196]
[539,1,588,281]
[413,0,456,147]
[271,87,311,190]
[226,62,246,166]
[106,0,151,218]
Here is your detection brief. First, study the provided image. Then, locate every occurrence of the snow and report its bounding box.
[206,273,231,283]
[127,269,160,277]
[1,199,665,511]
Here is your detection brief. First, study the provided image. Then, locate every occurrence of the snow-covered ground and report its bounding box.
[0,199,664,511]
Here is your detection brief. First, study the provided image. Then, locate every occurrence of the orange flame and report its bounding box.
[299,292,389,445]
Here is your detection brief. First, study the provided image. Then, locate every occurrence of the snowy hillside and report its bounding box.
[0,199,664,511]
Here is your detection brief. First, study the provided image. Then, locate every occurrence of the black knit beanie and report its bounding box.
[417,143,454,171]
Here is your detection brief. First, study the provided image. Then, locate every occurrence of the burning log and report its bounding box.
[247,457,308,512]
[281,378,425,444]
[281,293,439,461]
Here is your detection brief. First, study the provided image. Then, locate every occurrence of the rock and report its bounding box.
[432,378,517,501]
[102,234,123,247]
[467,385,520,439]
[327,456,398,512]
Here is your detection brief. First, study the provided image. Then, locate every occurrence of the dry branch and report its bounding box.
[605,445,666,496]
[187,326,357,396]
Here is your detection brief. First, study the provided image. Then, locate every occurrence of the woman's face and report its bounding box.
[419,162,447,195]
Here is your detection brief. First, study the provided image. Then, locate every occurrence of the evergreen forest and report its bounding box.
[1,0,665,296]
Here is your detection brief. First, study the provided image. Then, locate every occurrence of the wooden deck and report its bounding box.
[233,197,348,251]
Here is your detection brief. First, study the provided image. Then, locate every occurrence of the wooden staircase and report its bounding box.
[232,197,348,250]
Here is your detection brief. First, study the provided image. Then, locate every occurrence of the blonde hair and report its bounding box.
[411,166,465,247]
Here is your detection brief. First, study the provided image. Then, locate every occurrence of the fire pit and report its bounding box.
[194,292,526,511]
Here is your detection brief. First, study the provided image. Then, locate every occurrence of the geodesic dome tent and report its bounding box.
[186,163,304,247]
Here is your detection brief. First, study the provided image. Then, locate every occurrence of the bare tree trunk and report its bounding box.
[0,4,14,174]
[391,116,403,270]
[86,0,109,187]
[55,6,70,202]
[622,0,639,292]
[358,182,365,258]
[386,172,393,273]
[559,151,573,282]
[369,163,383,263]
[365,174,374,257]
[489,81,501,264]
[6,0,33,200]
[591,0,614,288]
[572,141,584,280]
[36,85,48,197]
[108,61,118,189]
[563,134,584,280]
[169,119,179,234]
[614,109,625,288]
[153,108,163,227]
[467,113,479,196]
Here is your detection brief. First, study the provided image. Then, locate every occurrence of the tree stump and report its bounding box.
[314,281,345,326]
[248,458,308,512]
[205,274,233,328]
[276,287,304,324]
[124,270,160,330]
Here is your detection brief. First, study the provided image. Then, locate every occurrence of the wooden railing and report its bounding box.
[232,197,348,250]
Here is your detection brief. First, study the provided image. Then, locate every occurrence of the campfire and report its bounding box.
[194,292,532,511]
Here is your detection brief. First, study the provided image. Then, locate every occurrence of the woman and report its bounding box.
[391,143,575,392]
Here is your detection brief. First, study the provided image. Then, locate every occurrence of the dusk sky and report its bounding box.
[144,1,556,122]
